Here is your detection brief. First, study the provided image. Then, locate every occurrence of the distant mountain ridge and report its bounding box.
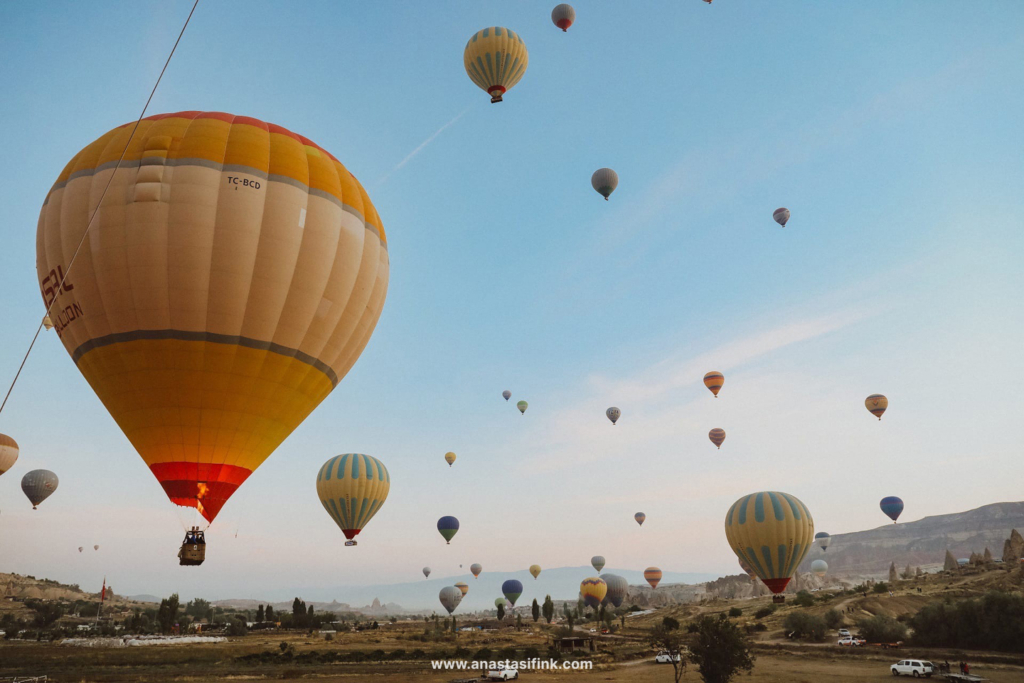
[797,501,1024,577]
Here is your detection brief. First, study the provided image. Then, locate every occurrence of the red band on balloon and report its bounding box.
[150,462,252,523]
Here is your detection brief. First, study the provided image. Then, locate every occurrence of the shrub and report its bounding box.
[754,606,775,620]
[473,647,492,661]
[389,649,405,660]
[753,622,767,632]
[793,591,815,608]
[324,633,334,641]
[783,612,827,641]
[872,582,889,594]
[856,615,907,643]
[524,646,541,659]
[409,649,426,659]
[369,649,386,661]
[662,616,680,630]
[909,591,1024,652]
[823,609,843,629]
[728,607,742,618]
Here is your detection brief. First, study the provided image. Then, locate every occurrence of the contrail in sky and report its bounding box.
[375,108,471,187]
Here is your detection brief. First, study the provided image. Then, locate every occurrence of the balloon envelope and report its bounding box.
[455,581,469,597]
[551,3,576,31]
[709,428,726,449]
[880,496,904,523]
[423,567,431,578]
[437,516,460,543]
[580,577,607,608]
[591,555,605,573]
[0,434,19,477]
[471,563,482,578]
[517,400,528,414]
[811,559,828,577]
[444,451,456,467]
[502,579,523,605]
[602,574,628,608]
[94,545,99,551]
[814,532,831,551]
[464,27,529,103]
[644,567,662,589]
[21,469,58,509]
[439,585,462,614]
[773,207,791,227]
[529,564,541,579]
[591,168,618,200]
[725,491,814,595]
[634,512,645,526]
[865,394,888,420]
[37,112,389,523]
[703,371,724,397]
[316,454,391,542]
[502,390,511,401]
[606,407,620,425]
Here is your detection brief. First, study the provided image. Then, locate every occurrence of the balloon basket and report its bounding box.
[178,530,207,566]
[345,540,357,547]
[772,595,785,604]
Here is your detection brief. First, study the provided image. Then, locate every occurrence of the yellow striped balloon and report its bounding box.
[316,454,391,546]
[0,434,18,477]
[464,27,529,103]
[725,491,814,596]
[455,581,469,597]
[37,112,389,524]
[865,394,888,420]
[703,371,724,397]
[644,567,662,589]
[709,428,726,449]
[580,577,607,608]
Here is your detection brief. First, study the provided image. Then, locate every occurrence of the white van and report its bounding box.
[891,660,934,677]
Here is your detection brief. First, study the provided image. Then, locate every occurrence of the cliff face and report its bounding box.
[797,502,1024,577]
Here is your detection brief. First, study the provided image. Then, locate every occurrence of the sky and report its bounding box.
[0,1,1023,604]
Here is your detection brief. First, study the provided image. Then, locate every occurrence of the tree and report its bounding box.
[793,591,815,607]
[649,624,686,683]
[824,608,843,629]
[857,615,907,644]
[687,615,755,683]
[265,605,275,622]
[662,616,680,631]
[542,595,554,624]
[532,598,540,623]
[783,612,827,641]
[496,603,505,621]
[727,607,742,618]
[256,605,264,623]
[909,591,1024,652]
[563,603,574,631]
[156,593,180,634]
[515,613,522,631]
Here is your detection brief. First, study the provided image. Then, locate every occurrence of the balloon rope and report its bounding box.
[0,0,200,420]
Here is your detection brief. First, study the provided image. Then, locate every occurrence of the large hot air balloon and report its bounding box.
[423,567,431,579]
[602,574,628,608]
[444,451,456,468]
[591,555,605,573]
[773,208,791,227]
[644,567,662,589]
[502,579,523,606]
[815,532,831,551]
[865,394,888,420]
[580,577,607,608]
[517,400,528,415]
[464,28,529,104]
[316,454,390,547]
[725,491,814,601]
[551,4,576,31]
[709,428,726,449]
[591,168,618,200]
[811,559,828,578]
[0,434,18,477]
[880,496,904,523]
[455,581,469,597]
[703,371,724,397]
[437,516,460,544]
[471,562,482,578]
[502,390,511,401]
[634,512,646,526]
[439,585,462,614]
[606,407,620,425]
[21,469,58,509]
[530,564,541,580]
[37,112,389,528]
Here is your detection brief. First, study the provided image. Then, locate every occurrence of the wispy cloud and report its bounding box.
[375,108,471,187]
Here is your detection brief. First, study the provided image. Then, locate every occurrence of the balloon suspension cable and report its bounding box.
[0,0,200,421]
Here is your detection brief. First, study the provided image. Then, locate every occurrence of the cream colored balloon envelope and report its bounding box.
[37,112,389,523]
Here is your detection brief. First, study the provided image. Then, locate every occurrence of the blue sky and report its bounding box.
[1,1,1022,602]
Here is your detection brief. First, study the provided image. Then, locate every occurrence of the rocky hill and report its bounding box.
[797,501,1024,578]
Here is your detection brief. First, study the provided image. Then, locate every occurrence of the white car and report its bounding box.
[838,637,865,646]
[655,651,683,664]
[486,669,519,681]
[838,628,851,638]
[891,660,934,677]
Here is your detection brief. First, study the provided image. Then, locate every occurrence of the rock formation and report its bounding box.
[1003,529,1024,563]
[915,567,922,577]
[983,547,993,564]
[944,549,958,572]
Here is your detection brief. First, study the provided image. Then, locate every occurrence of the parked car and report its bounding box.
[838,637,865,646]
[890,659,934,677]
[486,668,519,681]
[655,651,682,664]
[838,629,851,638]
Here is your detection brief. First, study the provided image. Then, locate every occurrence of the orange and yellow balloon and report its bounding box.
[445,451,456,467]
[37,112,389,523]
[580,577,607,608]
[316,454,391,546]
[0,434,18,477]
[703,371,724,397]
[464,27,529,103]
[865,394,888,420]
[725,491,814,596]
[644,567,662,589]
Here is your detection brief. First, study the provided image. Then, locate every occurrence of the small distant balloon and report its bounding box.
[602,574,628,608]
[634,512,646,526]
[551,4,576,31]
[78,547,83,553]
[530,564,541,579]
[773,207,791,227]
[437,516,460,544]
[439,585,462,614]
[811,559,828,578]
[42,315,54,331]
[502,390,511,401]
[709,428,726,449]
[21,469,58,509]
[471,563,482,578]
[423,567,431,578]
[464,27,529,103]
[455,581,469,597]
[703,371,724,397]
[494,597,507,609]
[444,451,456,467]
[815,532,831,552]
[93,545,99,551]
[591,555,605,573]
[880,496,904,523]
[865,394,888,420]
[606,407,620,425]
[580,577,607,608]
[644,567,662,589]
[517,400,528,415]
[591,168,618,200]
[502,579,524,606]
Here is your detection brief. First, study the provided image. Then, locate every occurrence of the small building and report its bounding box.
[557,637,594,653]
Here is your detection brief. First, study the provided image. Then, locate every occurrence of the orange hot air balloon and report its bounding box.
[644,567,662,589]
[865,394,888,420]
[708,428,726,449]
[703,371,724,397]
[36,112,389,524]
